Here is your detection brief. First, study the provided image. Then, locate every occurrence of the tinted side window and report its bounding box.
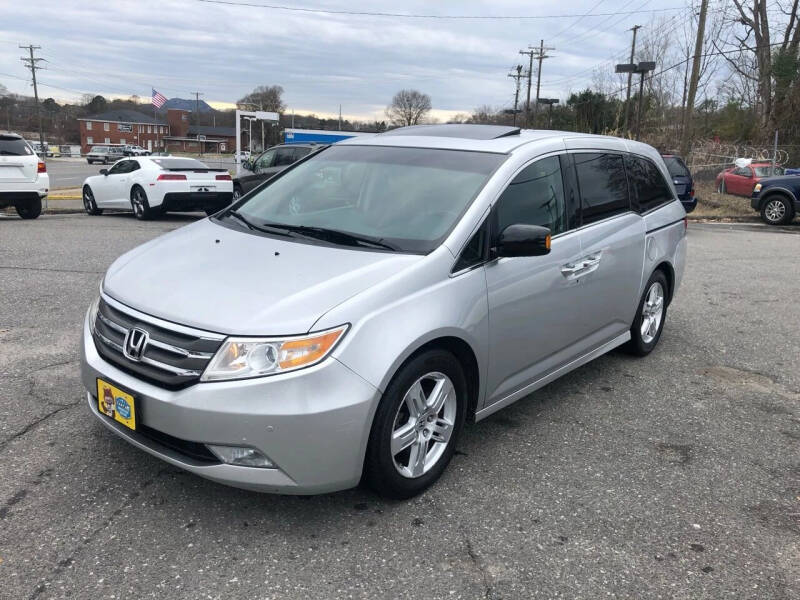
[573,153,629,224]
[627,155,674,213]
[293,147,311,160]
[107,161,129,174]
[453,219,488,272]
[274,148,295,166]
[495,156,567,235]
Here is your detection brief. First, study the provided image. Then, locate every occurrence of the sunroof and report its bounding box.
[381,124,521,140]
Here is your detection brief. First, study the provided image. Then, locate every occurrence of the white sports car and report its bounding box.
[81,156,234,220]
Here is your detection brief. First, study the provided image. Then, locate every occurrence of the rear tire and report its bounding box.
[131,186,154,220]
[760,195,793,225]
[624,270,668,357]
[15,197,42,219]
[82,186,103,215]
[232,184,243,202]
[364,349,467,499]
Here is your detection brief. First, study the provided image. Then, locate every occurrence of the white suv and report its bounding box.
[0,134,49,219]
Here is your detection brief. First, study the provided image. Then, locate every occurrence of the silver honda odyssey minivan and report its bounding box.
[81,124,687,498]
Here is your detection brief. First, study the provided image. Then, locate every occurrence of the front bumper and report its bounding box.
[80,313,381,494]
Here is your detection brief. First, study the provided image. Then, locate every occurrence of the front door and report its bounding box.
[484,154,586,405]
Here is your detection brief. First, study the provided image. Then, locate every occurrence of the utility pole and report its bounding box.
[679,0,709,157]
[192,91,204,126]
[507,64,524,126]
[191,91,204,155]
[519,48,535,128]
[531,40,555,128]
[623,25,642,134]
[19,44,46,159]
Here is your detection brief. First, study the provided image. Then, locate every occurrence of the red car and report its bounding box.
[715,162,785,196]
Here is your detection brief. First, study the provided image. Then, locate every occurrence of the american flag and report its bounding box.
[151,88,167,109]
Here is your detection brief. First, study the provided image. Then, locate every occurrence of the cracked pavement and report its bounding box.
[1,214,798,599]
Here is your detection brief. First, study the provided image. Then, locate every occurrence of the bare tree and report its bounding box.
[386,89,432,127]
[237,85,286,113]
[717,0,800,129]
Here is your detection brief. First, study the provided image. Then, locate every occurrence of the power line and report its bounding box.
[192,0,686,20]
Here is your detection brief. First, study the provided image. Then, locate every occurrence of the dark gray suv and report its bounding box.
[233,144,322,199]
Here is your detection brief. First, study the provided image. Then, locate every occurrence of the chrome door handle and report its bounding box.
[561,252,602,278]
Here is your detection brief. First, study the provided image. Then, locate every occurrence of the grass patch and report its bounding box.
[692,181,755,218]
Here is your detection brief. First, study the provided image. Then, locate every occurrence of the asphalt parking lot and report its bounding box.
[1,214,798,599]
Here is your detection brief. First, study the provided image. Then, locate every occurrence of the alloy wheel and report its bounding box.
[83,189,94,213]
[391,371,457,478]
[640,281,664,344]
[764,199,786,223]
[132,190,144,217]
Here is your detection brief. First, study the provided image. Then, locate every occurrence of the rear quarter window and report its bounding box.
[627,155,675,213]
[0,137,34,156]
[573,153,629,225]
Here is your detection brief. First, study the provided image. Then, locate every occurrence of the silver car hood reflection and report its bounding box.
[102,219,423,335]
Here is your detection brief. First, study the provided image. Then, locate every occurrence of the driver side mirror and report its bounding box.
[494,224,551,257]
[99,169,108,176]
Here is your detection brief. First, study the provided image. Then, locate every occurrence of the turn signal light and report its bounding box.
[157,173,187,181]
[215,174,232,180]
[545,234,551,250]
[37,161,46,173]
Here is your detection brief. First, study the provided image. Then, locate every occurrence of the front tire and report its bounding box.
[760,195,793,225]
[82,186,103,215]
[131,186,154,220]
[15,197,42,219]
[624,270,668,356]
[364,349,467,499]
[718,180,726,194]
[232,184,243,202]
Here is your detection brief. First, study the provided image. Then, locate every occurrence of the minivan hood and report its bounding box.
[103,219,424,335]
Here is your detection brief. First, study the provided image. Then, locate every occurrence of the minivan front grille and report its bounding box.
[92,298,223,389]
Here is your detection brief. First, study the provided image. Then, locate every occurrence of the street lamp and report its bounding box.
[615,61,655,139]
[537,98,559,129]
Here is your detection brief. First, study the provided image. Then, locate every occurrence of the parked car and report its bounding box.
[122,144,149,157]
[234,143,322,200]
[661,154,696,213]
[81,156,233,220]
[30,141,54,157]
[715,161,785,196]
[750,174,800,225]
[0,133,49,219]
[86,146,126,164]
[80,124,687,498]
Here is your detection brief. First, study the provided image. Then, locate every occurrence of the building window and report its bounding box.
[86,121,92,130]
[120,138,126,145]
[148,125,152,133]
[87,136,93,145]
[104,137,110,144]
[103,122,110,131]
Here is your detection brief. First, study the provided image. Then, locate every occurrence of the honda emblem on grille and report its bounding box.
[123,327,149,361]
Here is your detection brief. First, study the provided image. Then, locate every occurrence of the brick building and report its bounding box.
[162,109,242,154]
[77,109,169,154]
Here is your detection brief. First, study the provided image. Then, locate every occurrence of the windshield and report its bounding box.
[663,156,689,178]
[229,145,504,253]
[0,137,33,156]
[754,165,784,177]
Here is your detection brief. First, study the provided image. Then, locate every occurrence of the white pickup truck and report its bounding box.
[0,134,49,219]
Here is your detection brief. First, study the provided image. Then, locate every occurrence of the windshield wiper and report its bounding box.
[267,224,399,251]
[224,211,295,237]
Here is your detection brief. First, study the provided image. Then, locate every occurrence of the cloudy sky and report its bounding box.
[1,0,689,121]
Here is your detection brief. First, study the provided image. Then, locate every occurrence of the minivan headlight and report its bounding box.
[201,325,349,382]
